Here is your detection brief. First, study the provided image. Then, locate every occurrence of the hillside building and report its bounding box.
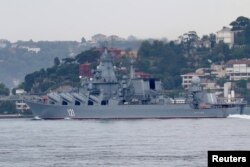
[225,59,250,80]
[216,27,234,48]
[91,34,108,43]
[79,63,92,78]
[180,73,205,89]
[181,72,219,90]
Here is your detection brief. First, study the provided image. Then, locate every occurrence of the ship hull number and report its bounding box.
[67,109,75,117]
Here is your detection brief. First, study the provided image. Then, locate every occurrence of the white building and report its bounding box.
[91,34,108,43]
[180,73,204,89]
[19,46,41,53]
[226,59,250,80]
[181,72,219,90]
[216,27,234,48]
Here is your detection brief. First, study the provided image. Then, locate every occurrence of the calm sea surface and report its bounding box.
[0,116,250,167]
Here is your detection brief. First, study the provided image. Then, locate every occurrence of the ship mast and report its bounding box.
[130,59,135,79]
[98,49,117,82]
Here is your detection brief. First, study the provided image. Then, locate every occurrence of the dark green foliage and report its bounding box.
[215,77,227,87]
[24,70,46,91]
[243,92,250,103]
[22,49,101,93]
[54,57,60,66]
[235,79,247,89]
[245,24,250,44]
[23,62,80,93]
[62,57,75,64]
[209,33,216,48]
[229,47,248,59]
[162,75,182,90]
[234,31,246,45]
[231,16,250,45]
[137,40,186,89]
[230,16,250,31]
[209,42,230,62]
[0,41,79,88]
[234,79,250,102]
[75,49,101,64]
[0,83,10,96]
[0,101,17,114]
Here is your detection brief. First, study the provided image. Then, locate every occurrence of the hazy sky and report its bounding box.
[0,0,250,42]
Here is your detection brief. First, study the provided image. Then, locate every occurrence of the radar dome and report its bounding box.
[191,76,201,85]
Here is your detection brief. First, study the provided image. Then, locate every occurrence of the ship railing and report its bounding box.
[217,97,246,105]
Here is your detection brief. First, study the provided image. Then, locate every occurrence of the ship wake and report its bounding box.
[228,114,250,120]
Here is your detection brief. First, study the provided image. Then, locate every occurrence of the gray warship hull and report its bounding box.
[25,50,246,119]
[26,101,241,119]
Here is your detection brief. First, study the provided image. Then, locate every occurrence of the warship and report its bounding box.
[26,50,246,119]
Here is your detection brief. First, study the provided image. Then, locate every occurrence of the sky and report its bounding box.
[0,0,250,42]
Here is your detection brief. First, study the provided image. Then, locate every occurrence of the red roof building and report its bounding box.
[79,63,92,78]
[135,72,151,79]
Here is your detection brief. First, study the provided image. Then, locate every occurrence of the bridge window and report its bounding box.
[88,100,93,105]
[62,101,68,105]
[149,79,156,90]
[101,100,108,105]
[75,101,81,106]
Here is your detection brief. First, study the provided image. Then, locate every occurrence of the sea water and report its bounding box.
[0,116,250,167]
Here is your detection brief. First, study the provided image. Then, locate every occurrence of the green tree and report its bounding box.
[62,57,75,64]
[54,57,60,66]
[245,24,250,44]
[0,83,9,96]
[230,16,250,31]
[235,79,248,99]
[180,31,200,52]
[235,79,247,89]
[234,31,246,45]
[215,77,228,87]
[137,40,186,89]
[210,41,230,62]
[75,49,101,64]
[21,49,102,93]
[209,33,216,48]
[0,101,17,114]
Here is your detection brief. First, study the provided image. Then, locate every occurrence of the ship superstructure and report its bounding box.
[25,49,246,119]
